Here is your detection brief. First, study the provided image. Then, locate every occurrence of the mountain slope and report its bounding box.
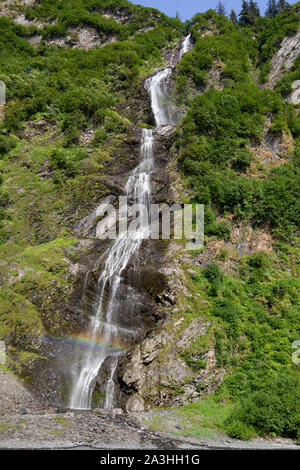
[0,1,299,441]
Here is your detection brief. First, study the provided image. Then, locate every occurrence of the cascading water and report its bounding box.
[69,128,155,410]
[179,33,193,60]
[144,68,172,127]
[104,356,118,410]
[69,35,192,411]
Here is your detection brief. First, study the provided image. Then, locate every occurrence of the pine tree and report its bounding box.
[216,1,226,16]
[248,0,260,22]
[277,0,290,12]
[239,0,250,24]
[230,9,238,24]
[266,0,278,17]
[239,0,259,25]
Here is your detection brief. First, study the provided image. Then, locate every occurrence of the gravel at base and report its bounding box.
[0,369,44,415]
[0,412,299,450]
[0,370,299,450]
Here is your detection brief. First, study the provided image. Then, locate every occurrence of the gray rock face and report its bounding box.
[126,395,145,413]
[266,29,300,88]
[288,80,300,104]
[120,313,225,409]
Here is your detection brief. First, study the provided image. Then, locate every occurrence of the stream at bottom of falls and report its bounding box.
[69,36,193,411]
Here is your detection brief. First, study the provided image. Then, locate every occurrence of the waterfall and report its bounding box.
[179,33,192,60]
[104,356,118,410]
[69,128,154,410]
[69,35,192,411]
[144,68,172,127]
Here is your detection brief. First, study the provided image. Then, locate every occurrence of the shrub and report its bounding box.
[225,420,256,440]
[247,251,269,269]
[183,355,206,371]
[203,262,223,282]
[93,128,108,145]
[51,148,87,179]
[225,370,300,439]
[207,221,231,239]
[231,148,252,171]
[0,134,18,156]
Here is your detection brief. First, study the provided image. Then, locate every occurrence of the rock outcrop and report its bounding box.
[120,313,225,411]
[266,28,300,89]
[288,79,300,104]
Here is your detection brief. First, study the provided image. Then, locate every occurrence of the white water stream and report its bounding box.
[179,33,193,59]
[69,35,192,410]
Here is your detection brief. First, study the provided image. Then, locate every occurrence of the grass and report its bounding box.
[173,398,234,437]
[145,397,234,438]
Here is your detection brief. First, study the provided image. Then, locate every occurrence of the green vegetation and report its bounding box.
[180,241,300,440]
[174,397,234,437]
[25,0,178,41]
[171,9,299,440]
[175,10,300,240]
[255,8,300,81]
[145,397,234,438]
[0,0,299,443]
[0,0,182,393]
[275,53,300,97]
[0,2,180,139]
[175,11,256,101]
[225,370,300,439]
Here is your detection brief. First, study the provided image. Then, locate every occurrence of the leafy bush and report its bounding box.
[247,251,269,269]
[183,354,206,371]
[203,262,223,282]
[231,148,252,171]
[51,148,87,179]
[225,420,256,440]
[207,221,231,239]
[0,134,18,156]
[225,370,300,439]
[93,128,108,145]
[178,82,299,237]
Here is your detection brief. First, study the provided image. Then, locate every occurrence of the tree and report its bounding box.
[216,1,226,16]
[239,0,250,24]
[239,0,259,25]
[230,9,238,24]
[266,0,278,17]
[248,0,260,22]
[277,0,290,12]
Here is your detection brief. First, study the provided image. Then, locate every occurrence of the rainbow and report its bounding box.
[45,333,128,354]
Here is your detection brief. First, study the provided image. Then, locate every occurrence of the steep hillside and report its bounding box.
[0,1,299,442]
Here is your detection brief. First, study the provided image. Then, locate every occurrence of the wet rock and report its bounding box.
[74,195,117,238]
